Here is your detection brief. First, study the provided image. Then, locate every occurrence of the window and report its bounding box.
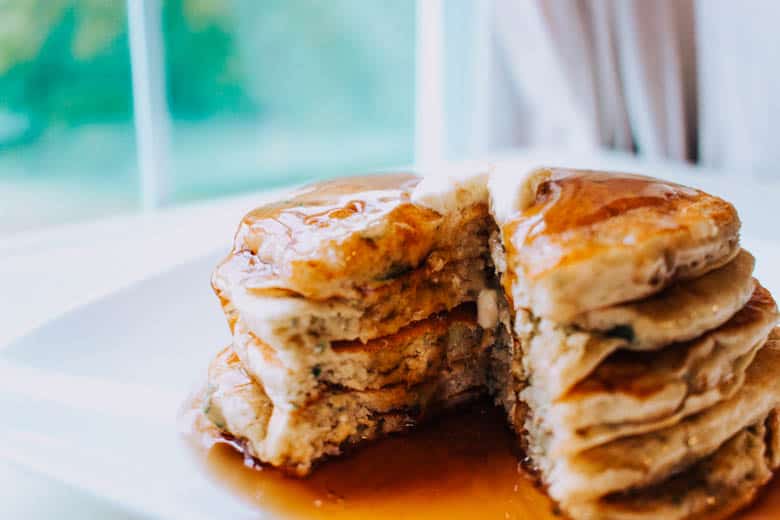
[0,0,415,235]
[0,2,135,234]
[161,0,415,203]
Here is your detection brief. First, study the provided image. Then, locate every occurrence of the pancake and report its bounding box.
[215,250,489,349]
[231,303,488,406]
[213,174,494,349]
[227,173,436,300]
[203,346,485,476]
[570,409,780,520]
[573,249,756,349]
[532,283,778,455]
[490,167,740,322]
[509,253,758,401]
[537,335,780,504]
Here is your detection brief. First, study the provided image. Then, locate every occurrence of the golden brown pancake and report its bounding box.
[212,173,494,353]
[492,167,740,321]
[508,252,759,410]
[570,409,780,520]
[537,333,780,505]
[537,283,778,455]
[214,243,489,346]
[573,249,756,350]
[218,173,490,300]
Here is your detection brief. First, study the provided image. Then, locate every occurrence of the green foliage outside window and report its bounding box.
[0,0,413,136]
[0,0,414,231]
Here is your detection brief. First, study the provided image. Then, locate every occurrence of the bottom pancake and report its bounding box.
[202,346,487,476]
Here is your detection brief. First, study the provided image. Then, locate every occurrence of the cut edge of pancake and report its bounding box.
[540,336,780,504]
[539,283,779,453]
[572,249,756,350]
[231,303,486,406]
[215,252,490,349]
[202,345,486,476]
[569,408,780,520]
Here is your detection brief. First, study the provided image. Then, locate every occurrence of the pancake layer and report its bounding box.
[203,343,486,476]
[527,283,778,455]
[573,408,780,520]
[231,303,486,406]
[213,174,494,347]
[492,167,740,322]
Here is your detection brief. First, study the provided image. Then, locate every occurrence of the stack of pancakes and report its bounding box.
[207,174,495,475]
[196,165,780,519]
[488,167,780,519]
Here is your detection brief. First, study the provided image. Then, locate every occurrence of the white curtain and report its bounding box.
[472,0,780,177]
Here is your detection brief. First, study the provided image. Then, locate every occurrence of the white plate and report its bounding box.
[0,251,264,520]
[3,241,780,519]
[1,221,779,517]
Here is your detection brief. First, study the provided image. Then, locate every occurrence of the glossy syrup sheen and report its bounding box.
[197,402,560,520]
[503,169,704,278]
[524,169,700,236]
[235,173,424,253]
[217,173,448,299]
[191,404,780,519]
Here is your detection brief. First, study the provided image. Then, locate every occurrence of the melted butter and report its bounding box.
[195,402,559,520]
[502,169,702,278]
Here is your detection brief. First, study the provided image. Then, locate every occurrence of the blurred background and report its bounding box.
[2,0,779,237]
[0,0,415,234]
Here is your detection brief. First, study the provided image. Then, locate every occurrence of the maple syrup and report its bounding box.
[189,399,780,519]
[501,168,717,279]
[194,401,559,520]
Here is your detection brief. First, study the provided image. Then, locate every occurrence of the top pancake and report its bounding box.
[216,173,492,301]
[492,167,741,321]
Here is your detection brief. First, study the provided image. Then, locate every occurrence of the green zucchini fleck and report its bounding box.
[605,324,635,343]
[374,262,413,281]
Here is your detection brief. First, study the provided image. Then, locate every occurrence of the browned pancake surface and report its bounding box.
[503,168,737,279]
[217,173,458,300]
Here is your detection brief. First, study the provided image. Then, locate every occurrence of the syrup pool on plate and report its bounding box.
[192,401,559,520]
[187,398,780,519]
